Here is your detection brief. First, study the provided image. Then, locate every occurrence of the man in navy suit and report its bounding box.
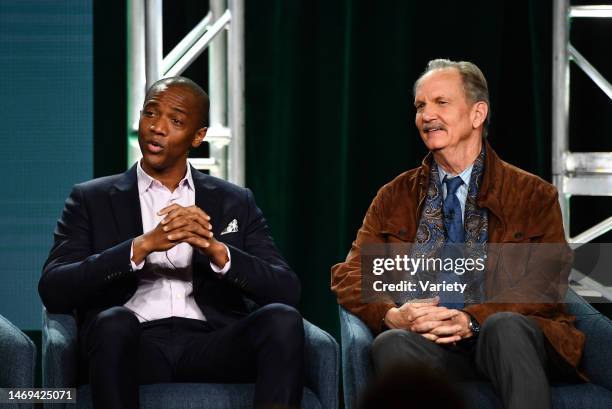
[39,77,304,409]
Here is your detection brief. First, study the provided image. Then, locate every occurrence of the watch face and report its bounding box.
[470,318,480,334]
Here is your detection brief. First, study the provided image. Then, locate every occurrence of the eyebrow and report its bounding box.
[171,106,188,115]
[414,95,450,104]
[144,101,189,115]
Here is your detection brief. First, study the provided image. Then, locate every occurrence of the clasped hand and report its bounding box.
[132,204,229,267]
[384,297,472,344]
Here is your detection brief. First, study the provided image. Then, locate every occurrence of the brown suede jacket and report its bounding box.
[331,141,585,369]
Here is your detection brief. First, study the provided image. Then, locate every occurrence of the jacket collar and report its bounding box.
[110,164,143,242]
[190,165,222,233]
[477,140,504,222]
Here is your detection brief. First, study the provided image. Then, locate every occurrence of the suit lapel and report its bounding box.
[478,141,505,242]
[109,165,144,242]
[191,166,222,235]
[190,166,223,289]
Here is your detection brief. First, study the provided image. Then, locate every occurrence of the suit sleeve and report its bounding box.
[331,187,396,335]
[197,188,301,307]
[39,185,134,313]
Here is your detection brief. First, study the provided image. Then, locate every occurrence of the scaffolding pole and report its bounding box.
[228,0,245,186]
[127,0,245,186]
[553,0,612,299]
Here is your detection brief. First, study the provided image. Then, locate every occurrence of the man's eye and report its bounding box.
[438,100,448,105]
[172,118,183,126]
[143,110,155,117]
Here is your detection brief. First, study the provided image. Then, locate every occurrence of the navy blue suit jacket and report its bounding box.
[39,165,300,333]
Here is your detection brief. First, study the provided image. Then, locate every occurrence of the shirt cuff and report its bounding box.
[210,243,231,275]
[130,240,145,271]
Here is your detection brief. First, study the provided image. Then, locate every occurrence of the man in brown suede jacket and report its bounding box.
[331,59,584,409]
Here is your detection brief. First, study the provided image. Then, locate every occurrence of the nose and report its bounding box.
[149,118,167,135]
[421,105,438,122]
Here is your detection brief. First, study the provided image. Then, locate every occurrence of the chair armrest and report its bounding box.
[565,289,612,390]
[303,319,339,409]
[0,314,36,388]
[338,306,374,409]
[42,308,78,389]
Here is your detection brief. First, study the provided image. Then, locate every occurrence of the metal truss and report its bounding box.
[553,0,612,298]
[127,0,245,185]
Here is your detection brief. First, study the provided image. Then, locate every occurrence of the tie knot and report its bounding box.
[444,176,463,195]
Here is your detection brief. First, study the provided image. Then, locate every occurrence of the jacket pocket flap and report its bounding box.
[381,223,411,242]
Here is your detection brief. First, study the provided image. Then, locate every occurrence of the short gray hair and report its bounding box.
[414,59,490,137]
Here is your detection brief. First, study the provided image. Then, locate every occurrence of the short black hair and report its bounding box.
[145,76,210,127]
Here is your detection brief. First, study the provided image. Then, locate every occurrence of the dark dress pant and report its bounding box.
[372,311,575,409]
[80,303,304,409]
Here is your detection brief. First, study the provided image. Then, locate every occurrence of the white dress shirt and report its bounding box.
[124,161,230,322]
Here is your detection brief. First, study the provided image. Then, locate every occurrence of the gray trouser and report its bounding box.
[371,312,558,409]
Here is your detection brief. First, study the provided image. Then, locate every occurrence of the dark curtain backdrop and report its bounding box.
[94,0,612,339]
[243,0,553,337]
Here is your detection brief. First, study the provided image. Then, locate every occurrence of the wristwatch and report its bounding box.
[468,315,481,336]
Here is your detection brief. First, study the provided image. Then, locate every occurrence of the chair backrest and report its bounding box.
[338,306,373,409]
[0,314,36,389]
[41,308,78,393]
[563,288,612,390]
[564,288,612,334]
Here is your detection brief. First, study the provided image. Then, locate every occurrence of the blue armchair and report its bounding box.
[339,289,612,409]
[42,309,338,409]
[0,314,36,409]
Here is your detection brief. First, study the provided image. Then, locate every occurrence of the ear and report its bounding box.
[471,101,488,129]
[192,127,207,148]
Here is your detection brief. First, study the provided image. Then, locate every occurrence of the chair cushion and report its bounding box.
[462,381,612,409]
[74,384,322,409]
[550,382,612,409]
